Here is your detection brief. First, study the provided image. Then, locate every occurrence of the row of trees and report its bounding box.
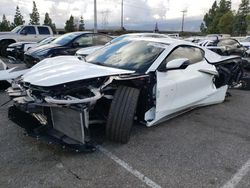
[201,0,250,36]
[0,1,85,33]
[65,15,85,32]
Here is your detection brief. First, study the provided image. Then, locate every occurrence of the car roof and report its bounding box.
[126,37,191,47]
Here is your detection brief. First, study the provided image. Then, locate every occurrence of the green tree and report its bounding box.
[0,14,11,31]
[65,15,75,32]
[29,1,40,25]
[79,16,85,31]
[43,12,56,33]
[234,0,250,35]
[202,0,232,34]
[12,6,25,27]
[246,14,250,34]
[218,11,235,34]
[200,22,207,33]
[203,1,218,33]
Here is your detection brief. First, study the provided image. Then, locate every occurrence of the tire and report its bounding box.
[106,86,140,143]
[0,41,13,57]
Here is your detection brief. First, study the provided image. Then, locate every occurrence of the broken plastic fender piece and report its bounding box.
[44,89,103,104]
[199,69,219,76]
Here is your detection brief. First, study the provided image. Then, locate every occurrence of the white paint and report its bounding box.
[23,56,134,87]
[221,158,250,188]
[96,145,162,188]
[0,67,29,81]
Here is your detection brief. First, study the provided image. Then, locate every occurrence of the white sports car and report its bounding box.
[7,37,243,151]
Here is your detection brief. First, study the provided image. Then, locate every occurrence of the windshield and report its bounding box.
[52,33,79,46]
[109,35,128,44]
[38,37,55,45]
[86,40,166,73]
[11,26,23,33]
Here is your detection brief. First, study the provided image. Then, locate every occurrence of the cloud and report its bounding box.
[0,0,243,31]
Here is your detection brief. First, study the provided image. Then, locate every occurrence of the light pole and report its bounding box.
[181,9,187,33]
[94,0,97,33]
[121,0,124,30]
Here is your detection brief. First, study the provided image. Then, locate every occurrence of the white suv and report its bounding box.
[0,25,53,56]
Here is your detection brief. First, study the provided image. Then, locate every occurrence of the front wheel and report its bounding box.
[106,86,140,144]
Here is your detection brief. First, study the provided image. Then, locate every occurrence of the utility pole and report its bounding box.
[121,0,124,30]
[181,9,187,33]
[94,0,97,33]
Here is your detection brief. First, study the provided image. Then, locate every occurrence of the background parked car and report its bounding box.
[0,25,53,56]
[24,31,112,67]
[240,36,250,49]
[199,38,250,70]
[76,32,169,57]
[7,36,56,61]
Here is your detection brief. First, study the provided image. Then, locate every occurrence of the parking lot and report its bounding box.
[0,62,250,188]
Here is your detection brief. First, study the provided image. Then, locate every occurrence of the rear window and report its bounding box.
[38,27,50,35]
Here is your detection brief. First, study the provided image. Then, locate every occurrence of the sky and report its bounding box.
[0,0,242,31]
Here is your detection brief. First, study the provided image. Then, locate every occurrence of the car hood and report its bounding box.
[23,56,135,87]
[9,41,36,47]
[76,45,104,55]
[26,43,60,54]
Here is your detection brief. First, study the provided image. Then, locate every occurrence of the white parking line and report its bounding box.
[221,158,250,188]
[96,145,162,188]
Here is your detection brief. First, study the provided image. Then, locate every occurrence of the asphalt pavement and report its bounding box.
[0,58,250,188]
[0,84,250,188]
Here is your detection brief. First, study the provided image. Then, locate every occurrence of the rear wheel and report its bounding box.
[106,86,140,143]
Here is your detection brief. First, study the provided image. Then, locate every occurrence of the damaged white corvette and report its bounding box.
[7,38,243,151]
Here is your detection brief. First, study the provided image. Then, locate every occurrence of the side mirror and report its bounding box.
[72,42,79,47]
[166,58,190,70]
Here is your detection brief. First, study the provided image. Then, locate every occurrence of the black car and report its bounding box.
[200,38,250,70]
[24,32,112,67]
[200,38,248,56]
[7,37,56,61]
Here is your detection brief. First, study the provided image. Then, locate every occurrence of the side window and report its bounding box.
[20,26,36,35]
[160,46,204,69]
[93,34,112,45]
[38,27,50,35]
[74,34,94,46]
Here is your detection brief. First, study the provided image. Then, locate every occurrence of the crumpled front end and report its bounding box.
[7,76,114,152]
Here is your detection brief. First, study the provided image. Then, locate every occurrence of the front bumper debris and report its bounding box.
[8,104,96,153]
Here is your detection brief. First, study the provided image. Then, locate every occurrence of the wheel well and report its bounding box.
[0,39,16,45]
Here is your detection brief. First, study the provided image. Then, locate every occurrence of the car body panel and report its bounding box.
[150,60,220,126]
[23,56,134,87]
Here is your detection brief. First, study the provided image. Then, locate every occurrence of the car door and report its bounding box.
[37,26,51,41]
[155,45,218,120]
[19,26,38,42]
